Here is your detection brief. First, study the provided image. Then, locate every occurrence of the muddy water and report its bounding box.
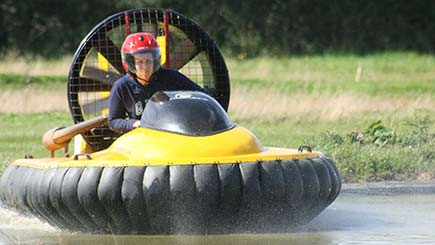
[1,183,435,244]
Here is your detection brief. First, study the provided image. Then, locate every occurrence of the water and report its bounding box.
[1,182,435,244]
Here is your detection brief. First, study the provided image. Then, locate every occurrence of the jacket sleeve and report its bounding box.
[108,84,136,134]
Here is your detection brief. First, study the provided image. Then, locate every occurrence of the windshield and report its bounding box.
[140,91,235,136]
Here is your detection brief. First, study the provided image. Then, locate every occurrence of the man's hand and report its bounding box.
[133,120,141,128]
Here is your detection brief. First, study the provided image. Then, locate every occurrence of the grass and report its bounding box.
[304,117,435,182]
[0,54,71,76]
[0,73,66,90]
[231,52,435,182]
[1,51,435,182]
[234,110,435,182]
[0,112,73,172]
[228,52,435,97]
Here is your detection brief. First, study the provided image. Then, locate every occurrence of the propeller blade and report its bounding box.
[81,97,110,115]
[81,66,122,85]
[169,38,199,70]
[95,32,124,74]
[74,78,112,92]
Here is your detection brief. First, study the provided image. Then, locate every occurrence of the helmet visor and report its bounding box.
[123,49,161,74]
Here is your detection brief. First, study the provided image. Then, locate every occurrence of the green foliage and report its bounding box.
[0,0,128,57]
[305,119,435,182]
[1,1,435,57]
[400,118,435,147]
[363,120,398,146]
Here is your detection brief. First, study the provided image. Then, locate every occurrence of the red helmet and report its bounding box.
[121,32,161,75]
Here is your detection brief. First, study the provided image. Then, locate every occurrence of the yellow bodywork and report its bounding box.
[13,126,319,169]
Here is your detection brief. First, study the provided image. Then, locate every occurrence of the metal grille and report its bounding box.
[67,9,230,151]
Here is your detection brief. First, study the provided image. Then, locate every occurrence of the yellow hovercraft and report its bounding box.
[0,9,340,234]
[0,91,340,234]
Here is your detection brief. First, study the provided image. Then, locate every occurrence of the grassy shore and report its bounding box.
[1,52,435,182]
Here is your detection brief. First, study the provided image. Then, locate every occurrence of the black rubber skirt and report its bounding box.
[0,157,341,234]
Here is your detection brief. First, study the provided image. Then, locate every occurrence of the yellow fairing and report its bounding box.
[13,126,319,169]
[97,126,262,161]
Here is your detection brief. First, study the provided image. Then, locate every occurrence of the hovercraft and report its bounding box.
[0,91,340,234]
[0,8,341,234]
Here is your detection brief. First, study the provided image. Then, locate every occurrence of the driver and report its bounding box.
[108,32,208,133]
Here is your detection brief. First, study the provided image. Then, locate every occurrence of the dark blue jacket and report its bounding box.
[108,68,207,133]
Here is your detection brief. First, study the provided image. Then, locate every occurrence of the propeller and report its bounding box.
[67,9,230,152]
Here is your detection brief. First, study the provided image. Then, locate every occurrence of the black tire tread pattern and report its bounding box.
[0,157,341,234]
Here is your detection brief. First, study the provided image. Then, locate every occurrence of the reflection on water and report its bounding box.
[2,188,435,244]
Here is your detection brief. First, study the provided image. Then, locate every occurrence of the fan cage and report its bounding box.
[67,9,230,151]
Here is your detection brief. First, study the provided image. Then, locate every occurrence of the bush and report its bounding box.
[306,120,435,182]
